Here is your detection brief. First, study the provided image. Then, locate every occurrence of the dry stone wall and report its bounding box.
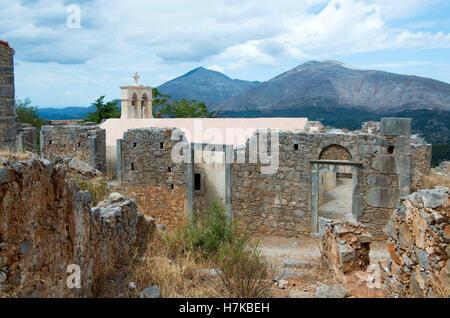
[41,125,106,174]
[120,128,188,228]
[231,118,424,237]
[410,143,432,192]
[384,187,449,298]
[16,124,38,153]
[321,217,372,283]
[0,156,154,297]
[0,41,16,149]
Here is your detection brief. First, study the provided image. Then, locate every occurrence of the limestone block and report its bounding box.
[368,174,389,187]
[394,136,411,155]
[367,187,399,208]
[380,118,412,137]
[395,156,411,176]
[371,155,396,174]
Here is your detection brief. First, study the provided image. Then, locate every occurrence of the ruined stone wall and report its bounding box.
[16,124,38,153]
[321,218,372,283]
[411,143,432,192]
[41,125,106,174]
[231,118,416,237]
[0,157,154,297]
[0,41,17,149]
[384,187,449,298]
[120,128,187,228]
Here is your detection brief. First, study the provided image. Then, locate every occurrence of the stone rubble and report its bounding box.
[384,186,449,298]
[321,216,373,283]
[0,157,155,297]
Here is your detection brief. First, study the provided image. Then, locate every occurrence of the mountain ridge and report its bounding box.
[156,66,260,108]
[222,60,450,112]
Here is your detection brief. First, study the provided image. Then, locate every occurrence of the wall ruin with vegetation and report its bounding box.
[40,124,106,174]
[120,128,188,228]
[0,156,154,297]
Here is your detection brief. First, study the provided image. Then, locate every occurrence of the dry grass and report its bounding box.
[0,147,31,161]
[421,167,450,189]
[131,231,224,298]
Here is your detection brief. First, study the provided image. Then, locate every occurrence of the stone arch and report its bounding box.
[131,92,139,118]
[319,144,352,161]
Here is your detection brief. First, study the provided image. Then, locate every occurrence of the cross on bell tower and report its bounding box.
[133,72,140,86]
[119,72,153,119]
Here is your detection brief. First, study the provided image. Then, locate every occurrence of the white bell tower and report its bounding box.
[120,72,153,119]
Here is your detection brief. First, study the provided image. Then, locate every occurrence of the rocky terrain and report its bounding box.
[223,60,450,112]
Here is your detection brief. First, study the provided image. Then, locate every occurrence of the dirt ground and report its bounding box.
[98,233,390,298]
[255,235,389,298]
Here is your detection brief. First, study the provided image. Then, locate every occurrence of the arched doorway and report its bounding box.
[311,144,361,234]
[319,144,352,161]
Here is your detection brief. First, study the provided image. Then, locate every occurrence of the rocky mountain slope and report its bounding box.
[157,67,260,108]
[222,60,450,112]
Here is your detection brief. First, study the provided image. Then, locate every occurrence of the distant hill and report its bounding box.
[37,106,96,120]
[222,60,450,112]
[157,67,260,109]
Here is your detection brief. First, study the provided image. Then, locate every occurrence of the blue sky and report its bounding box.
[1,0,450,108]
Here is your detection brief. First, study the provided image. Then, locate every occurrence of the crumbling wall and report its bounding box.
[321,218,372,283]
[384,187,449,298]
[410,143,432,192]
[40,125,106,174]
[231,119,415,237]
[0,41,16,150]
[16,124,38,153]
[120,128,187,228]
[0,157,154,297]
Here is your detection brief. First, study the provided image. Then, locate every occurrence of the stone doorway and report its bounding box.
[186,143,232,219]
[310,160,362,234]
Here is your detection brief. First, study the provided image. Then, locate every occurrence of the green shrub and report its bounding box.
[75,178,110,206]
[184,199,236,257]
[164,199,273,297]
[218,240,273,298]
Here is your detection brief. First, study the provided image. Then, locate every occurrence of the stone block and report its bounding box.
[367,187,399,208]
[394,136,411,155]
[395,156,411,175]
[380,118,412,137]
[368,174,389,187]
[371,155,396,174]
[0,167,14,184]
[316,284,349,298]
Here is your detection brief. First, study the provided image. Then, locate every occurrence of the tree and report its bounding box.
[83,96,120,123]
[152,88,219,118]
[15,97,46,130]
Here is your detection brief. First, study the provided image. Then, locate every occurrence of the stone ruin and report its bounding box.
[321,217,373,283]
[0,41,17,150]
[0,155,154,297]
[384,186,449,298]
[0,40,445,298]
[0,41,38,153]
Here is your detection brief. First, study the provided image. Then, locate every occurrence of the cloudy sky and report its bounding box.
[1,0,450,107]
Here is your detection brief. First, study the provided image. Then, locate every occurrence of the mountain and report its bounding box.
[37,106,96,120]
[222,60,450,112]
[157,67,260,109]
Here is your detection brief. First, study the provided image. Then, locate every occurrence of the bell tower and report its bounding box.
[120,72,153,119]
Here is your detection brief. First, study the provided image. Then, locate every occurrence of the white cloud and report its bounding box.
[2,0,450,105]
[2,0,449,66]
[208,65,225,73]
